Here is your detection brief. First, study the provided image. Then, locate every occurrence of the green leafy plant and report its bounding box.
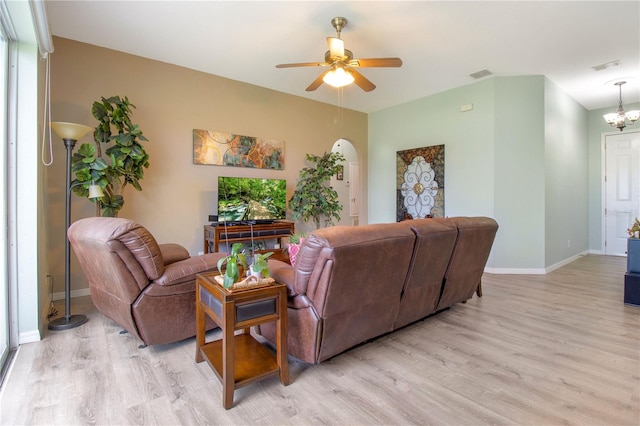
[628,217,640,237]
[217,243,248,288]
[71,95,149,217]
[250,252,273,278]
[288,233,307,244]
[289,152,345,228]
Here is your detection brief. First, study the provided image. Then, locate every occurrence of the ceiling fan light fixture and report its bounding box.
[323,67,354,88]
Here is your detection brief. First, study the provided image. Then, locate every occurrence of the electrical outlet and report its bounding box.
[567,240,571,248]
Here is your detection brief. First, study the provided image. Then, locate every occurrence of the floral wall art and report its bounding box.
[193,129,285,170]
[396,145,444,221]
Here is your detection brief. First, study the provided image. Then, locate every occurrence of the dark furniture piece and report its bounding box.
[204,221,294,263]
[195,273,289,409]
[257,216,498,364]
[68,217,224,346]
[624,238,640,306]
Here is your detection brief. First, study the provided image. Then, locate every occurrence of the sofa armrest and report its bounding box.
[268,259,297,296]
[153,252,225,286]
[159,243,190,265]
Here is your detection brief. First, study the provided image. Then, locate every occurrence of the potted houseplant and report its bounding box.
[71,95,150,217]
[289,151,345,228]
[627,217,640,274]
[217,243,248,288]
[250,252,273,278]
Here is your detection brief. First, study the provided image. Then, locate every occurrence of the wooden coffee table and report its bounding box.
[195,272,289,409]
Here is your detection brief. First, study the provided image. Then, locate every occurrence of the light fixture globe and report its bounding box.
[323,67,355,88]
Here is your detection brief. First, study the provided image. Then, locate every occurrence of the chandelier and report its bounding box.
[603,81,640,131]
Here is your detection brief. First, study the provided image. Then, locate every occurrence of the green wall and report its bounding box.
[493,76,546,269]
[369,75,593,271]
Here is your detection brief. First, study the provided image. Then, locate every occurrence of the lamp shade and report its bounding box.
[88,184,104,199]
[626,110,640,122]
[327,37,345,58]
[50,122,92,141]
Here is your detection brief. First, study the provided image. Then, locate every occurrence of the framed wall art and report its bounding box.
[396,144,444,221]
[193,129,285,170]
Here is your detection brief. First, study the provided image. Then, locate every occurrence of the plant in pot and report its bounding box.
[289,151,345,229]
[217,243,248,289]
[628,217,640,239]
[250,251,273,278]
[627,217,640,276]
[71,95,149,217]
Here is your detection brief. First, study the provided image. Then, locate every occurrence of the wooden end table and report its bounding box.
[195,272,289,409]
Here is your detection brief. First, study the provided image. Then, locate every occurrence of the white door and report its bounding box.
[604,131,640,256]
[349,162,359,217]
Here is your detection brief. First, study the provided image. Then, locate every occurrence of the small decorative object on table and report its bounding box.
[250,251,273,278]
[216,242,247,289]
[627,217,640,239]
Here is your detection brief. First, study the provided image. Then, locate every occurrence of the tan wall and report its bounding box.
[48,37,368,294]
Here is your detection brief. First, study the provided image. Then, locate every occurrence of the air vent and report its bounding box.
[592,60,620,71]
[470,69,493,79]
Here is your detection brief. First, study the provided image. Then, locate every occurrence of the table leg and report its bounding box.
[195,289,205,363]
[277,288,290,386]
[222,301,235,409]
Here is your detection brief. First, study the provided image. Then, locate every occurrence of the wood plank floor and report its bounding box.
[1,254,638,425]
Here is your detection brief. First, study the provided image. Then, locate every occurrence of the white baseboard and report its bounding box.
[52,288,91,301]
[485,250,590,275]
[485,266,546,274]
[18,330,41,345]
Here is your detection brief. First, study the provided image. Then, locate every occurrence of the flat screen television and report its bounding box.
[217,176,287,223]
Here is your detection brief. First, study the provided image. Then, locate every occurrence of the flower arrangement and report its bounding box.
[628,217,640,238]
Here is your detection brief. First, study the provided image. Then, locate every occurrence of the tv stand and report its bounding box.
[204,221,295,263]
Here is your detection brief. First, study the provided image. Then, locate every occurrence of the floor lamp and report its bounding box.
[48,121,93,331]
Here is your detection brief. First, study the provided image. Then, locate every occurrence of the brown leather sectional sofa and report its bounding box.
[257,216,498,364]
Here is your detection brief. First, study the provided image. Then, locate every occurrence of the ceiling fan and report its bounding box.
[275,17,403,92]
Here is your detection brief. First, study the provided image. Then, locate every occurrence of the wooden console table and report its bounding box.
[195,272,289,409]
[204,221,294,263]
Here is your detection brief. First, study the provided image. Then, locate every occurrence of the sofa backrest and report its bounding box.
[294,222,416,362]
[434,216,498,310]
[394,218,458,329]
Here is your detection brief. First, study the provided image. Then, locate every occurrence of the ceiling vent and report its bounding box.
[470,69,493,79]
[592,60,620,71]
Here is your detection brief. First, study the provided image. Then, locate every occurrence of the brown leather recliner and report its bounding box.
[68,217,224,346]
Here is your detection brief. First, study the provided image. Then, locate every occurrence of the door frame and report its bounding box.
[601,129,640,255]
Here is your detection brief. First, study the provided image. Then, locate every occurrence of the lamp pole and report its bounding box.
[49,122,92,330]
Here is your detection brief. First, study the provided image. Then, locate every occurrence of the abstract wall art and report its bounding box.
[193,129,285,170]
[396,144,444,221]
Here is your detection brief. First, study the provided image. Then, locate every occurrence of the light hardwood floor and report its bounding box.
[1,255,638,425]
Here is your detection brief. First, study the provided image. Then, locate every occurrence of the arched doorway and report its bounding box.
[331,139,359,226]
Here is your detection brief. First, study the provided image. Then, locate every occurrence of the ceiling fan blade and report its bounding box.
[276,62,328,68]
[350,69,376,92]
[349,57,403,68]
[306,69,331,91]
[327,37,345,58]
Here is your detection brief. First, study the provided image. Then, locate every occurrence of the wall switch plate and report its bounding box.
[460,103,474,112]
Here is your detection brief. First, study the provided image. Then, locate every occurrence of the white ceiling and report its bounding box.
[45,1,640,114]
